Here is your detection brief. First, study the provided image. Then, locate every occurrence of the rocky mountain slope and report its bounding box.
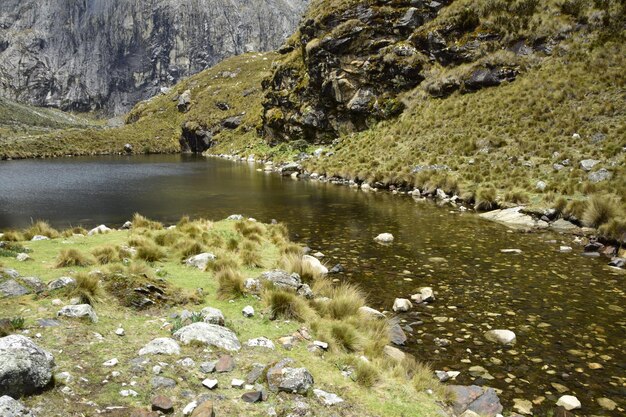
[0,0,308,114]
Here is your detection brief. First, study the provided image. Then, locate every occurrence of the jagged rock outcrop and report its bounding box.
[0,0,308,114]
[260,0,572,143]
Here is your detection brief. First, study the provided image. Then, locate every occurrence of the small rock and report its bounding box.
[199,361,217,374]
[202,379,218,390]
[313,389,344,406]
[120,389,138,397]
[152,376,176,389]
[383,345,405,362]
[579,159,600,171]
[420,287,435,302]
[392,298,412,312]
[484,330,516,345]
[182,401,198,416]
[139,338,181,356]
[596,397,617,411]
[87,225,111,236]
[215,355,235,373]
[185,253,216,270]
[247,337,275,350]
[513,398,533,415]
[103,358,118,367]
[48,277,76,291]
[556,395,581,410]
[16,253,31,262]
[374,233,394,243]
[359,306,386,319]
[190,400,215,417]
[313,341,328,350]
[200,307,225,326]
[241,391,264,403]
[152,395,174,413]
[242,306,255,317]
[57,304,98,323]
[115,328,125,336]
[231,378,245,388]
[266,365,314,394]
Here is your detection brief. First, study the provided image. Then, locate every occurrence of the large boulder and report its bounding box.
[57,304,98,323]
[173,323,241,351]
[0,335,54,398]
[0,396,34,417]
[87,225,111,236]
[138,338,181,356]
[47,276,76,291]
[185,253,216,270]
[479,207,548,229]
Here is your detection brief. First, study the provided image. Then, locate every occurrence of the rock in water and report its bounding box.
[448,385,503,417]
[484,330,516,345]
[0,335,55,398]
[57,304,98,323]
[173,322,241,351]
[374,233,394,243]
[138,338,181,356]
[556,395,581,411]
[392,298,412,312]
[0,396,35,417]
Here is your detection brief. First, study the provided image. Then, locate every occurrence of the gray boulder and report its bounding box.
[259,270,302,291]
[18,277,45,293]
[0,396,34,417]
[138,338,181,356]
[588,168,612,183]
[0,269,19,280]
[267,365,314,394]
[185,253,216,270]
[0,280,30,297]
[580,159,600,171]
[200,307,225,326]
[173,322,241,351]
[48,277,76,291]
[57,304,98,323]
[0,335,54,398]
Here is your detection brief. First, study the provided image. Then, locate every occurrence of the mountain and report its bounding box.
[0,0,308,114]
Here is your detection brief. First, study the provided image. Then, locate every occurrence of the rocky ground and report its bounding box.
[0,216,479,417]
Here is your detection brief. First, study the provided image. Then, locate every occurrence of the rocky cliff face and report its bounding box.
[0,0,308,114]
[260,0,621,144]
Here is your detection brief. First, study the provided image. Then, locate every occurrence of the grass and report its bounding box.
[23,220,60,240]
[279,253,324,282]
[55,249,95,268]
[91,246,120,264]
[69,273,104,305]
[216,268,246,300]
[583,194,623,228]
[0,214,446,417]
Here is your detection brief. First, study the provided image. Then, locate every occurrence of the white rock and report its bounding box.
[556,395,581,410]
[242,306,255,317]
[57,304,98,323]
[119,389,138,397]
[484,329,516,345]
[246,337,275,350]
[358,306,386,320]
[138,337,181,356]
[313,389,344,406]
[559,246,573,252]
[500,249,522,254]
[313,340,328,350]
[87,225,111,236]
[182,401,198,415]
[30,235,49,241]
[200,307,225,326]
[202,378,218,389]
[173,322,241,351]
[231,378,245,388]
[102,358,118,367]
[374,233,394,243]
[392,298,412,312]
[226,214,244,221]
[115,328,125,336]
[302,255,328,274]
[16,253,31,262]
[185,253,216,270]
[0,395,35,417]
[420,287,434,302]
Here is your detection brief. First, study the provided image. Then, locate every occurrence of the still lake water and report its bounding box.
[0,154,624,415]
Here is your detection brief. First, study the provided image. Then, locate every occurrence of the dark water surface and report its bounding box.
[0,155,624,415]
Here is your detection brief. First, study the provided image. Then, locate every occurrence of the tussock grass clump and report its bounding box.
[323,283,365,319]
[564,199,587,220]
[330,321,361,351]
[208,252,241,272]
[55,249,95,268]
[61,226,88,238]
[176,239,206,260]
[241,240,264,268]
[216,268,245,300]
[91,246,120,265]
[504,188,530,204]
[70,272,104,305]
[135,242,167,262]
[24,220,60,240]
[583,194,622,228]
[153,229,185,246]
[265,288,316,321]
[311,275,334,298]
[226,236,240,252]
[553,197,568,216]
[235,220,266,242]
[279,253,324,282]
[474,187,498,211]
[131,213,163,230]
[353,359,380,388]
[599,218,626,242]
[280,243,303,256]
[0,230,24,242]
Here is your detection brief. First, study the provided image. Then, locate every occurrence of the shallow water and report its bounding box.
[0,154,624,415]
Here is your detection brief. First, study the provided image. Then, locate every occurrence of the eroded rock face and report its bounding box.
[0,335,55,398]
[0,0,308,115]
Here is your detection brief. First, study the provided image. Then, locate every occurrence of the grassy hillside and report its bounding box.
[0,53,279,159]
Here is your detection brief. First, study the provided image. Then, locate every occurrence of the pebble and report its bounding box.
[556,395,581,410]
[202,379,218,389]
[103,358,119,367]
[231,378,245,388]
[115,328,125,336]
[242,306,254,317]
